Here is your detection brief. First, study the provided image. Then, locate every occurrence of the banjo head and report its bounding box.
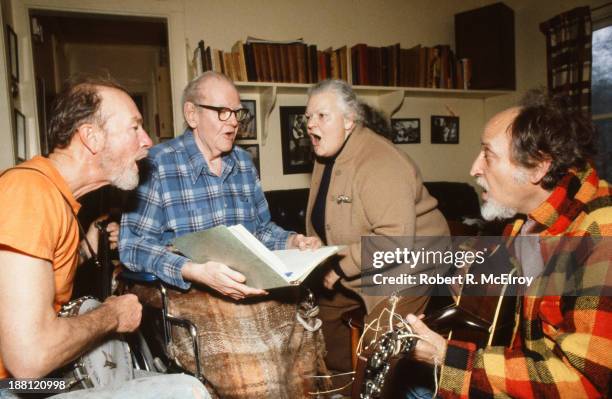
[58,296,134,389]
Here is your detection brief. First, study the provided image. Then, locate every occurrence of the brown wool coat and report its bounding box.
[306,126,450,312]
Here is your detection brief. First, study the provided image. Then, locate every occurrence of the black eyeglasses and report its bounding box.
[193,103,251,123]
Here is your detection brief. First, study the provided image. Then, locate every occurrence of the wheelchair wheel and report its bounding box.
[128,330,167,373]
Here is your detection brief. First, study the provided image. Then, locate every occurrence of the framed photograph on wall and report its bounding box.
[431,115,459,144]
[14,109,26,163]
[237,99,257,140]
[238,143,260,175]
[7,25,18,82]
[279,106,314,174]
[391,118,420,144]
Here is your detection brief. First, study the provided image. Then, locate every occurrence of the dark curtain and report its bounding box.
[540,7,592,113]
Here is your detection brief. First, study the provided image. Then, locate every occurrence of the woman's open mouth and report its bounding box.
[309,133,321,146]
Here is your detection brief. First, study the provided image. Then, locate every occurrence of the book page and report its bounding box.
[273,246,340,281]
[228,224,289,276]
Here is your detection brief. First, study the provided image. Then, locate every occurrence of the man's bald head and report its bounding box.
[181,71,237,110]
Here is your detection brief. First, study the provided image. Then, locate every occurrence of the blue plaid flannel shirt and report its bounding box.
[119,130,291,289]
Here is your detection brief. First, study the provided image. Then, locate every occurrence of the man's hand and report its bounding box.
[102,294,142,333]
[405,314,447,365]
[287,234,322,250]
[82,215,120,257]
[323,269,341,290]
[182,261,268,301]
[105,221,120,250]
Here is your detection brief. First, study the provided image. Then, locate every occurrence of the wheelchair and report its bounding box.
[117,269,203,380]
[76,219,204,382]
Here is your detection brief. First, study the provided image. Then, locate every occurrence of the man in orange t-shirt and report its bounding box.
[0,76,152,380]
[0,76,210,399]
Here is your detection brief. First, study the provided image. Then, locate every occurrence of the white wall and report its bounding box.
[186,0,610,190]
[2,0,606,188]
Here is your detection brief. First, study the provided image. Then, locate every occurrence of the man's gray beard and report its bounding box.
[476,176,520,221]
[111,167,139,190]
[101,152,139,191]
[480,198,518,221]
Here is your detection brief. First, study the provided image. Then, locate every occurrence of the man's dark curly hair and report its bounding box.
[48,74,127,151]
[509,88,597,190]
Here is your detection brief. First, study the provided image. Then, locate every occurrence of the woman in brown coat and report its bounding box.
[304,79,450,377]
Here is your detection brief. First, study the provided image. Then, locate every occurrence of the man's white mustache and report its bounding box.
[476,177,489,192]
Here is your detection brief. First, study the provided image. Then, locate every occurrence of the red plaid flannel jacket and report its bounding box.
[439,166,612,398]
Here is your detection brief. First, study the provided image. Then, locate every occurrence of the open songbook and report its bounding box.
[173,224,342,289]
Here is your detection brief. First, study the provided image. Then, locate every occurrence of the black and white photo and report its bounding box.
[431,115,459,144]
[391,118,420,144]
[280,106,314,174]
[7,25,18,82]
[237,99,257,140]
[14,109,26,163]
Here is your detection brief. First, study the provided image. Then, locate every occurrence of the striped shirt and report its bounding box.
[119,130,290,289]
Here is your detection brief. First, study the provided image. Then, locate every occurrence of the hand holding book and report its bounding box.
[287,233,322,250]
[174,225,342,290]
[181,260,268,300]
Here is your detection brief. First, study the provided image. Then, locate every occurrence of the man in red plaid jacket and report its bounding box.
[407,89,611,398]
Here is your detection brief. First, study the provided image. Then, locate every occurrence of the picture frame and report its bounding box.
[238,143,260,175]
[237,99,257,140]
[7,25,18,82]
[391,118,420,144]
[14,109,26,163]
[431,115,459,144]
[279,106,314,174]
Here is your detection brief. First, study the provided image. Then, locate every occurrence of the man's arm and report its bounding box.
[119,165,194,289]
[409,296,612,398]
[0,249,141,377]
[407,237,612,398]
[120,160,266,299]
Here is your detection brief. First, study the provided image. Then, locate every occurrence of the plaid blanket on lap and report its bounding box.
[131,285,329,399]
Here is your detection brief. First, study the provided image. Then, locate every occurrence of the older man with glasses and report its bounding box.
[119,71,326,398]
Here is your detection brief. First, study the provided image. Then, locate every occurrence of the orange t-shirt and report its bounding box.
[0,156,80,378]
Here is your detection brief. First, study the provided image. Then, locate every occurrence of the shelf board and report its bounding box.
[235,81,512,99]
[236,81,310,95]
[236,81,513,142]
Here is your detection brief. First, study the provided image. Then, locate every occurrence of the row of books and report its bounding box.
[194,39,471,89]
[351,43,472,89]
[195,38,348,84]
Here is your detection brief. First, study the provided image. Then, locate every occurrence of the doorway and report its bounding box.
[27,10,176,249]
[29,10,174,155]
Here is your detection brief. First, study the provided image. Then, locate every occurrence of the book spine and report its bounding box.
[338,46,348,82]
[309,45,318,83]
[296,44,307,84]
[288,44,299,83]
[273,44,283,83]
[197,40,206,74]
[351,45,359,85]
[205,46,213,72]
[244,43,255,82]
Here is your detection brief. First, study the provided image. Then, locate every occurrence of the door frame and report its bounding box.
[10,0,188,157]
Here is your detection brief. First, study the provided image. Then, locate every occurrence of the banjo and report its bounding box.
[56,296,134,390]
[352,242,518,398]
